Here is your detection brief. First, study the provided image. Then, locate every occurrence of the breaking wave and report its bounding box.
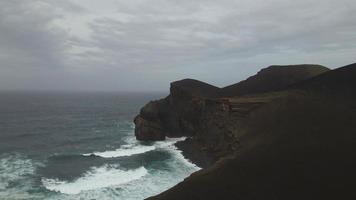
[42,165,148,195]
[0,154,43,199]
[82,145,155,158]
[82,136,188,159]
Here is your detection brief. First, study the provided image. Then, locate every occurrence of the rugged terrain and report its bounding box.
[134,64,356,199]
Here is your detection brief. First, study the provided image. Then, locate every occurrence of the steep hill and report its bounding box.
[220,64,329,97]
[134,64,329,142]
[141,63,356,200]
[291,63,356,97]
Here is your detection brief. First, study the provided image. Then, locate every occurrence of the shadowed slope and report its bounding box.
[291,63,356,97]
[220,64,329,97]
[148,63,356,200]
[170,78,221,98]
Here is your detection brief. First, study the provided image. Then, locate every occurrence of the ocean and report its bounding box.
[0,91,200,200]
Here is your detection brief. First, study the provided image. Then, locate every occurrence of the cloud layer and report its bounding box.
[0,0,355,91]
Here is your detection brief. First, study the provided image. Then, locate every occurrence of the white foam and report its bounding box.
[0,154,43,199]
[82,136,187,159]
[42,165,148,195]
[117,121,135,130]
[94,137,201,200]
[42,137,200,199]
[82,136,198,169]
[155,137,187,148]
[82,145,156,158]
[156,137,201,169]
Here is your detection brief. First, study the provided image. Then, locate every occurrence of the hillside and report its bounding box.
[291,63,356,97]
[134,63,356,199]
[147,63,356,199]
[220,64,329,97]
[170,79,220,98]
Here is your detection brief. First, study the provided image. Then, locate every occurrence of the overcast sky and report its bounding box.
[0,0,355,92]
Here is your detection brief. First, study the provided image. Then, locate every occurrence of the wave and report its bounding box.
[42,165,148,195]
[116,121,135,131]
[0,154,43,199]
[82,145,155,158]
[82,137,188,159]
[87,137,201,200]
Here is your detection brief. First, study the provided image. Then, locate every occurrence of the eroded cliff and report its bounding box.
[148,63,356,200]
[134,64,330,167]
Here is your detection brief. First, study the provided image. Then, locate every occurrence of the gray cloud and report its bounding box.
[0,0,355,91]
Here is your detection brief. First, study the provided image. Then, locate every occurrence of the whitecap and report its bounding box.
[42,165,148,195]
[82,145,156,158]
[0,154,43,199]
[92,137,201,200]
[116,121,135,130]
[126,136,200,169]
[155,137,200,169]
[43,137,200,199]
[82,136,188,159]
[82,136,197,167]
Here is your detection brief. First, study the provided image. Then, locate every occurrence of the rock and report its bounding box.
[133,64,332,166]
[146,63,356,200]
[134,78,220,141]
[134,115,165,141]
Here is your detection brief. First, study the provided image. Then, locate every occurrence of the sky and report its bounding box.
[0,0,355,92]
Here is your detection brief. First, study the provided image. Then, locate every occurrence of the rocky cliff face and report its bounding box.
[148,63,356,200]
[134,79,219,141]
[134,63,356,199]
[134,65,330,166]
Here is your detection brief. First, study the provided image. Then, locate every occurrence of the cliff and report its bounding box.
[134,79,220,141]
[147,63,356,200]
[134,64,330,166]
[134,63,356,199]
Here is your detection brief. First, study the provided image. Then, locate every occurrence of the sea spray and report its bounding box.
[42,165,148,195]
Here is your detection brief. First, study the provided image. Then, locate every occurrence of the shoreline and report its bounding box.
[136,64,356,199]
[174,138,214,169]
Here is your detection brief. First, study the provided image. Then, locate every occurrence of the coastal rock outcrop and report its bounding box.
[134,79,219,141]
[134,64,330,166]
[134,99,168,140]
[148,63,356,200]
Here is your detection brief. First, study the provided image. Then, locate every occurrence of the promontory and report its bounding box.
[134,63,356,200]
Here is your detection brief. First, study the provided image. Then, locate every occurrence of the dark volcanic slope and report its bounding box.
[292,63,356,97]
[135,65,329,142]
[135,78,222,141]
[148,64,356,200]
[171,78,221,98]
[220,64,329,97]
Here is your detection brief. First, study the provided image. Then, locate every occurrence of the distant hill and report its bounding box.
[220,64,329,97]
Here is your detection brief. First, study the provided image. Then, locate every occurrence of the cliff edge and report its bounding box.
[134,64,330,166]
[134,63,356,199]
[147,63,356,200]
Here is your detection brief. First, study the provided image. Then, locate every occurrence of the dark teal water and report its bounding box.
[0,91,199,200]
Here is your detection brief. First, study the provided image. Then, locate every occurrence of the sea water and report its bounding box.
[0,91,200,200]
